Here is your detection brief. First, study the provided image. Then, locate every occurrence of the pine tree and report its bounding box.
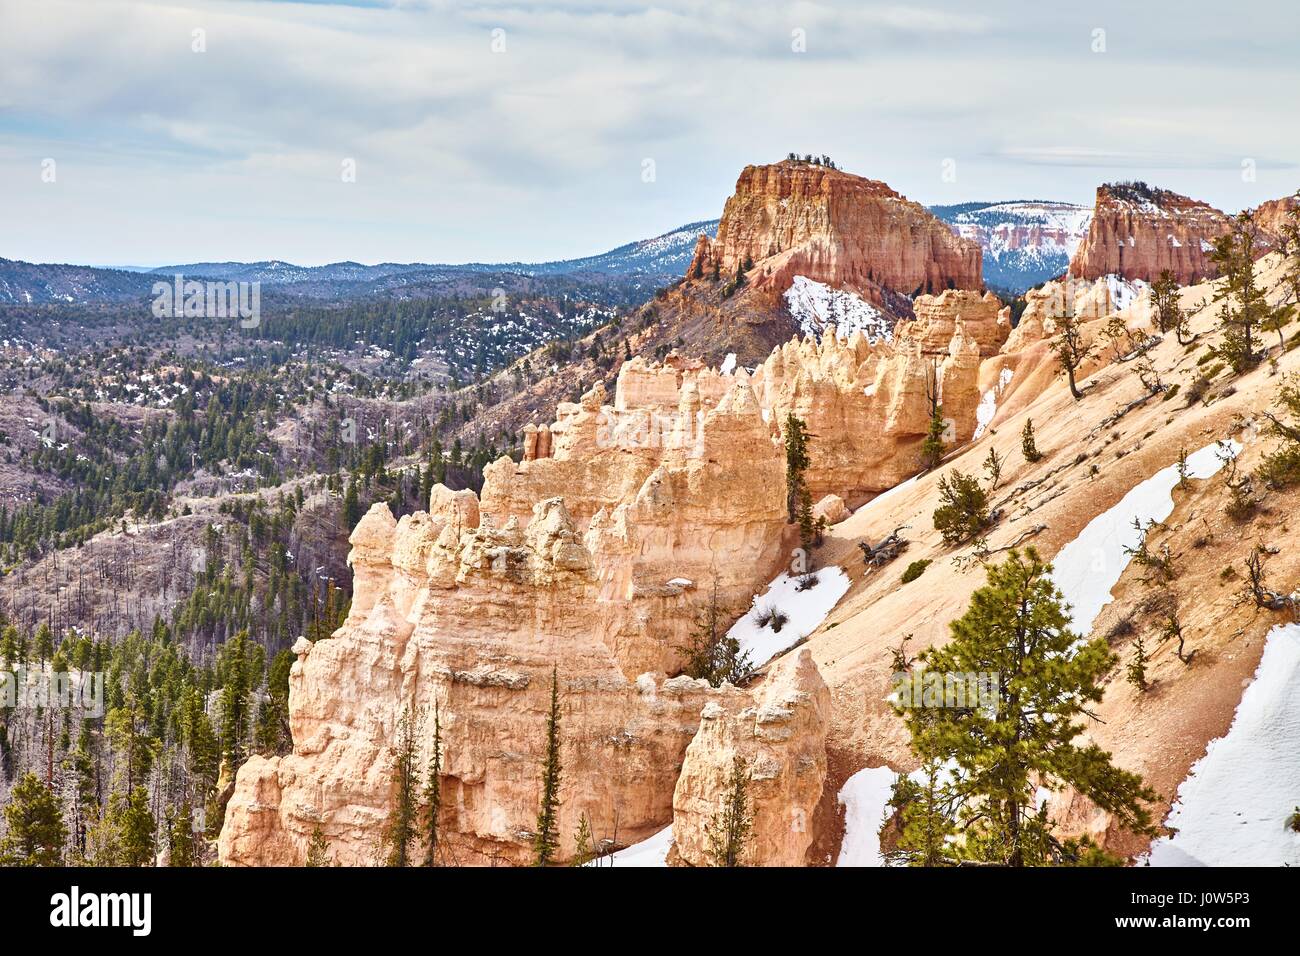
[1052,309,1093,401]
[921,362,946,470]
[901,548,1158,866]
[118,787,156,867]
[932,471,990,545]
[783,414,811,522]
[1209,211,1284,372]
[571,812,595,867]
[882,758,957,867]
[0,772,67,866]
[1127,634,1149,693]
[533,667,563,866]
[423,705,443,867]
[167,801,196,867]
[705,756,753,867]
[383,708,419,867]
[677,577,751,687]
[343,478,362,528]
[305,824,332,866]
[982,447,1004,491]
[1021,419,1043,463]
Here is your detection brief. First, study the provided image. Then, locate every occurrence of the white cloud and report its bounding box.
[0,0,1297,265]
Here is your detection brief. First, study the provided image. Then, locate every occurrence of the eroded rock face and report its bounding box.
[688,160,982,306]
[907,289,1008,357]
[751,326,980,506]
[220,375,794,867]
[670,649,831,867]
[1069,183,1231,284]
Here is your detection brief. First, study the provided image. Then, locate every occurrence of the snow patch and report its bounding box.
[784,276,892,343]
[836,767,900,866]
[727,566,851,666]
[1146,624,1300,867]
[595,825,673,867]
[719,352,737,375]
[1049,440,1238,636]
[972,367,1014,440]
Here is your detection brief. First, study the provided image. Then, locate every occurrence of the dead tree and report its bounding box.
[860,526,910,569]
[1245,547,1299,612]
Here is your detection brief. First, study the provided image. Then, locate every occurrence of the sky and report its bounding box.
[0,0,1297,267]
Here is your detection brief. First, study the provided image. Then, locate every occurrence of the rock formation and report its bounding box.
[750,324,980,506]
[905,289,1008,357]
[670,649,831,867]
[219,368,807,866]
[1069,183,1231,284]
[689,160,982,306]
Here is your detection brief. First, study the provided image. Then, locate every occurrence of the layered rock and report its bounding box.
[1069,183,1231,284]
[688,160,982,306]
[220,374,797,867]
[903,288,1008,358]
[1002,273,1148,352]
[671,649,831,866]
[750,325,981,505]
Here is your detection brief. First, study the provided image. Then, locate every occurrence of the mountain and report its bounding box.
[1068,182,1232,285]
[623,159,984,369]
[0,220,721,307]
[929,200,1091,294]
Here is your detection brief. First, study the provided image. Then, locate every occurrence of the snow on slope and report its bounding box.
[1049,439,1239,636]
[726,566,851,667]
[972,367,1014,440]
[594,825,674,867]
[836,767,900,866]
[1146,623,1300,867]
[783,276,893,343]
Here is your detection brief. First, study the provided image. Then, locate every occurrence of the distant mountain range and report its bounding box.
[0,203,1087,308]
[929,200,1092,293]
[0,220,721,307]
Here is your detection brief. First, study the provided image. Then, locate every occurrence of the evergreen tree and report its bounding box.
[882,758,957,867]
[305,824,332,866]
[705,756,753,867]
[167,801,196,867]
[1021,418,1043,463]
[782,414,812,523]
[1209,212,1270,373]
[1052,309,1093,401]
[677,578,751,687]
[0,772,67,866]
[932,471,990,545]
[383,708,419,867]
[533,667,563,866]
[118,787,157,867]
[921,362,946,470]
[423,705,443,867]
[901,548,1158,866]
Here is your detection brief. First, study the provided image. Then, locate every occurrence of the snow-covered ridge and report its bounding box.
[783,276,893,343]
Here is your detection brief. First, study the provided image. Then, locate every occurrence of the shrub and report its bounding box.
[932,471,991,546]
[900,559,931,584]
[754,603,789,633]
[795,572,820,592]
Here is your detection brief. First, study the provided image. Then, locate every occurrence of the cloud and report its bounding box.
[0,0,1297,265]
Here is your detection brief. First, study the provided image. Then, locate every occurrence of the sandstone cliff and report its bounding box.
[671,648,831,867]
[689,161,982,303]
[219,368,811,866]
[1068,182,1231,284]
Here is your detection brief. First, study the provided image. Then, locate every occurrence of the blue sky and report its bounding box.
[1,0,1297,266]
